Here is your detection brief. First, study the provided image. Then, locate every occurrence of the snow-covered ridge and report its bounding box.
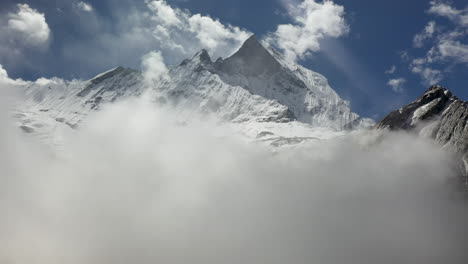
[14,35,373,145]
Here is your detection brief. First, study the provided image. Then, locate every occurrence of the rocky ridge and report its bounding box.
[376,85,468,185]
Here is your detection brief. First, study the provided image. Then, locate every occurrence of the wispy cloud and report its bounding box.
[413,21,436,48]
[428,0,468,27]
[410,58,443,85]
[405,1,468,85]
[387,77,406,93]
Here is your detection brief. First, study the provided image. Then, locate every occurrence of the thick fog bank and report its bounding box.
[1,97,468,264]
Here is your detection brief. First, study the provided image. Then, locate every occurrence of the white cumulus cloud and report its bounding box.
[268,0,349,62]
[7,4,50,46]
[188,14,250,51]
[147,0,251,60]
[147,0,182,27]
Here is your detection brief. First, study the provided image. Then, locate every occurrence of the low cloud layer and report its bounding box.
[1,92,467,264]
[0,64,26,86]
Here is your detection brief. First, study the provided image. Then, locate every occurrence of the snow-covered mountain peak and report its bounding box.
[191,49,212,65]
[179,49,215,73]
[89,66,126,81]
[77,66,137,97]
[216,35,282,76]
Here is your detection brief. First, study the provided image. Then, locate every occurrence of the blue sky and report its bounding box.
[0,0,466,119]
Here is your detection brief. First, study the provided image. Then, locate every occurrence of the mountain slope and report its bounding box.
[376,85,468,185]
[213,36,371,129]
[15,35,372,145]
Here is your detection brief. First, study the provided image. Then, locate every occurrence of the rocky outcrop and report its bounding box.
[376,85,468,186]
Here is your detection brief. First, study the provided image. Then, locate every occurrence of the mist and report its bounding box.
[1,95,468,264]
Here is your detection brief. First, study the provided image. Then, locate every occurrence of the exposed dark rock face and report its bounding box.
[376,85,468,186]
